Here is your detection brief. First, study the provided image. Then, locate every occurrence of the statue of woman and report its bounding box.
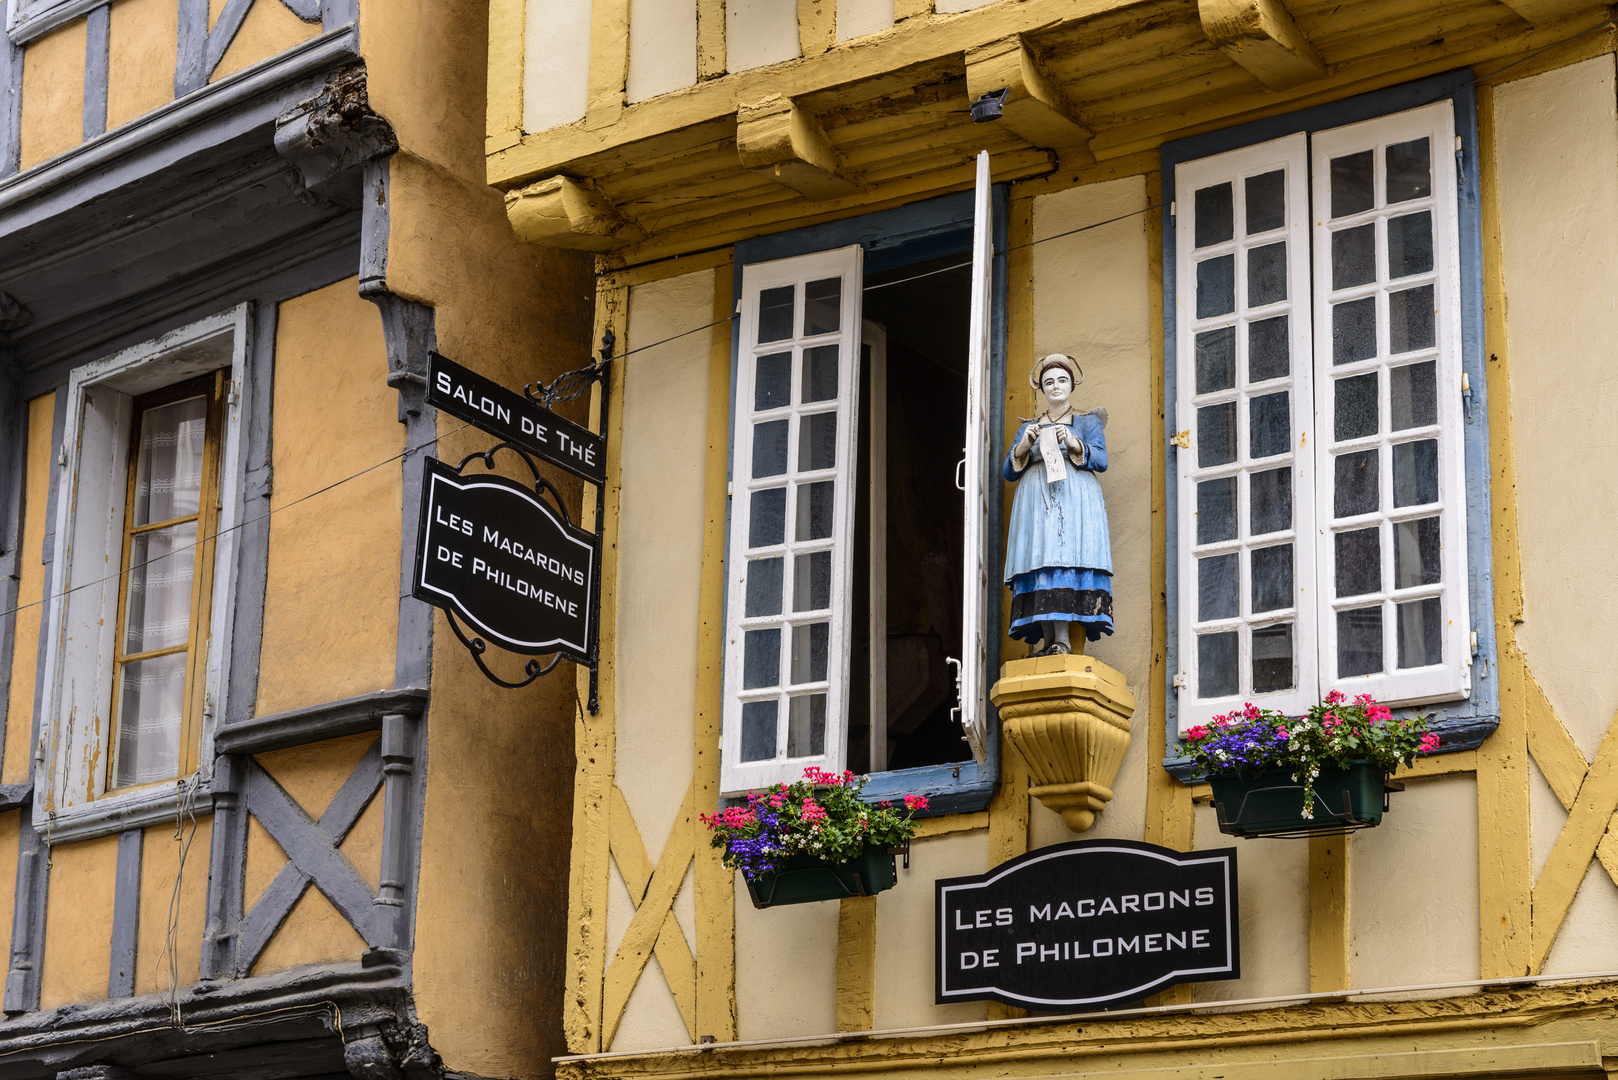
[1004,354,1114,655]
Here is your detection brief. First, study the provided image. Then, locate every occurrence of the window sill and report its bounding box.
[7,0,102,45]
[860,760,996,815]
[33,776,213,844]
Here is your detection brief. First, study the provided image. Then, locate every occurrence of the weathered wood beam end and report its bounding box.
[504,176,647,250]
[965,36,1096,164]
[736,95,862,201]
[1199,0,1326,92]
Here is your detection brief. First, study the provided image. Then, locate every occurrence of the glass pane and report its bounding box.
[758,286,794,343]
[1397,597,1443,668]
[1394,516,1441,588]
[802,344,839,402]
[1252,623,1294,693]
[1196,477,1236,545]
[1386,138,1432,203]
[1335,372,1379,441]
[1198,552,1238,621]
[1390,361,1437,430]
[1250,467,1292,535]
[1245,170,1285,234]
[1332,224,1376,289]
[1393,439,1438,507]
[804,278,841,336]
[752,420,789,479]
[796,481,834,541]
[1389,285,1436,354]
[743,628,781,689]
[1333,296,1378,365]
[790,622,829,684]
[1249,391,1290,459]
[1337,607,1385,677]
[1194,182,1233,247]
[1248,315,1289,382]
[122,522,198,654]
[748,488,786,548]
[1331,150,1375,218]
[1196,255,1235,319]
[1251,544,1293,613]
[798,412,837,472]
[1195,327,1235,394]
[1247,242,1287,307]
[112,651,187,787]
[740,701,778,761]
[754,352,791,411]
[1334,449,1379,518]
[132,397,207,527]
[745,557,783,617]
[1388,211,1434,278]
[1198,632,1238,698]
[793,551,831,611]
[786,694,827,756]
[1335,527,1381,597]
[1197,402,1236,468]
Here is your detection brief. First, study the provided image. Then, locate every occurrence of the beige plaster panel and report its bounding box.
[1529,757,1566,881]
[727,0,799,75]
[255,278,400,717]
[934,0,998,12]
[106,0,176,131]
[735,878,838,1038]
[614,955,692,1050]
[209,0,317,84]
[0,814,19,987]
[1349,775,1479,988]
[40,834,118,1009]
[1493,55,1618,761]
[19,19,84,172]
[521,0,591,132]
[628,0,697,103]
[255,732,379,817]
[616,272,712,861]
[133,816,213,996]
[1192,801,1307,1001]
[1541,861,1618,976]
[5,396,54,785]
[836,0,893,42]
[874,829,990,1029]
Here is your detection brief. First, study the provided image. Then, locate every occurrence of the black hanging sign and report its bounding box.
[936,839,1239,1009]
[427,351,606,486]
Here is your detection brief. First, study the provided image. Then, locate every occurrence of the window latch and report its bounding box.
[954,456,966,492]
[1169,430,1190,450]
[1172,673,1187,689]
[1461,371,1473,422]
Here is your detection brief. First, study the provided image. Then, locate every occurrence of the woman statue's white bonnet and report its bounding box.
[1029,353,1084,392]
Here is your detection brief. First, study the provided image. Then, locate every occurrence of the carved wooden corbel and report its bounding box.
[504,176,647,250]
[1199,0,1327,92]
[735,95,861,201]
[965,35,1095,162]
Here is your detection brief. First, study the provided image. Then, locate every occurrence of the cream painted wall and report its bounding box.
[1192,802,1308,1000]
[735,887,839,1038]
[836,0,893,42]
[1494,55,1618,761]
[934,0,999,13]
[628,0,698,103]
[874,829,989,1029]
[727,0,798,74]
[524,0,591,132]
[1542,863,1618,976]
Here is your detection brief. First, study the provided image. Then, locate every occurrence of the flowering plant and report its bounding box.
[700,767,929,880]
[1178,692,1441,816]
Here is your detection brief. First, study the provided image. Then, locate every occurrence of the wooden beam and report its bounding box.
[965,35,1094,159]
[586,0,631,129]
[1496,0,1604,24]
[696,0,726,79]
[487,0,525,148]
[1198,0,1326,92]
[505,175,647,250]
[1308,833,1349,992]
[799,0,835,58]
[835,896,877,1031]
[735,95,861,200]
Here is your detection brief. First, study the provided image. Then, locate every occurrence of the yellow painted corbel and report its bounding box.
[965,35,1095,164]
[735,95,861,201]
[1198,0,1326,92]
[503,175,647,251]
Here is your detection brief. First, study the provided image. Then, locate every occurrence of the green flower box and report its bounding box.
[1210,761,1401,838]
[743,845,899,908]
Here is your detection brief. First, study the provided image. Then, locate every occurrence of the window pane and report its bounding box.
[1252,623,1294,693]
[758,286,795,343]
[793,551,831,611]
[132,396,207,526]
[1386,138,1432,203]
[796,481,834,540]
[1247,242,1287,307]
[1251,544,1293,613]
[1332,223,1376,289]
[113,651,187,787]
[798,412,837,472]
[752,419,789,478]
[1245,170,1285,234]
[1195,327,1235,394]
[1333,297,1377,365]
[1195,182,1233,247]
[1198,632,1239,698]
[1197,402,1236,468]
[749,487,786,548]
[804,278,841,336]
[755,352,791,410]
[1248,315,1289,382]
[1198,552,1238,621]
[745,557,783,617]
[1388,211,1434,278]
[1335,372,1378,441]
[1334,449,1379,517]
[1335,527,1381,597]
[1331,150,1374,217]
[802,344,839,402]
[1390,361,1437,430]
[790,622,829,684]
[1249,391,1290,459]
[787,694,827,756]
[1196,477,1236,545]
[122,523,197,654]
[740,701,778,761]
[1393,439,1439,507]
[1396,597,1443,668]
[1337,607,1385,677]
[1250,467,1292,535]
[743,628,781,689]
[1196,255,1235,318]
[1394,516,1441,588]
[1389,284,1436,354]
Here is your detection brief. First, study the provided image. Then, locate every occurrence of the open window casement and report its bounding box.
[957,151,994,765]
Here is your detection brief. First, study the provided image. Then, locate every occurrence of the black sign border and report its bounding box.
[935,838,1240,1010]
[412,456,598,664]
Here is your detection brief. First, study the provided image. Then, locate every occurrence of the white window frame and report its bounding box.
[36,307,250,842]
[7,0,104,45]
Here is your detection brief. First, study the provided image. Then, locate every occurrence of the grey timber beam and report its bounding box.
[371,711,418,951]
[965,36,1095,160]
[213,686,429,755]
[201,754,247,980]
[83,5,109,140]
[321,0,357,31]
[107,829,142,998]
[224,301,277,730]
[0,30,19,178]
[735,95,861,200]
[176,0,210,96]
[203,0,258,85]
[504,175,647,251]
[1198,0,1327,92]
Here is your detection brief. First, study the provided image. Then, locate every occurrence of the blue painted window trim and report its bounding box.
[727,188,1009,814]
[1160,70,1497,783]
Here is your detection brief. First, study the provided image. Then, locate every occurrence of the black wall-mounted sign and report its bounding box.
[936,839,1239,1009]
[427,352,606,486]
[413,457,596,663]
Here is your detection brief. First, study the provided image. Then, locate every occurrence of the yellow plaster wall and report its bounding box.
[133,817,213,996]
[251,887,367,975]
[255,279,400,717]
[106,0,176,131]
[873,829,989,1029]
[19,18,84,172]
[0,814,20,980]
[5,395,54,785]
[1192,801,1308,1000]
[39,834,117,1009]
[209,0,318,84]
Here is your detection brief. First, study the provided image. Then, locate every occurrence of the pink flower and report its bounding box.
[1353,693,1377,706]
[800,799,828,822]
[1419,732,1441,754]
[1183,725,1209,741]
[1366,704,1393,723]
[1276,726,1289,740]
[904,794,929,811]
[1243,703,1261,720]
[1325,689,1346,705]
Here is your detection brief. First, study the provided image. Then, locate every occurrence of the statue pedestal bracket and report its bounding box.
[990,654,1137,832]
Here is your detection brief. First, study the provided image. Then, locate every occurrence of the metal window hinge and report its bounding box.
[1470,629,1479,656]
[1170,430,1190,450]
[1170,201,1177,218]
[1172,672,1187,689]
[57,444,65,467]
[1455,135,1466,187]
[1461,371,1473,422]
